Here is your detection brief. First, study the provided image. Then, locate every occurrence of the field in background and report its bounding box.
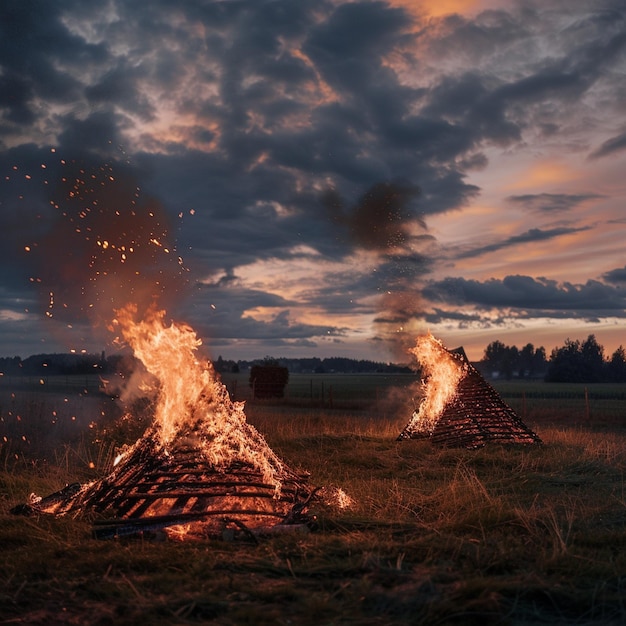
[220,371,420,409]
[1,375,625,624]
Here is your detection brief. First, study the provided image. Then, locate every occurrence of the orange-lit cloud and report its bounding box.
[390,0,511,18]
[505,159,578,192]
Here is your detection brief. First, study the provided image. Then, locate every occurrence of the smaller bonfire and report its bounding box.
[398,333,542,449]
[12,307,316,539]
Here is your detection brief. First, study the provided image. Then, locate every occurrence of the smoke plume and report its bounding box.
[323,181,433,359]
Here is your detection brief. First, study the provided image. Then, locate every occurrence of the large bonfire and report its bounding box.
[10,158,334,538]
[112,305,287,488]
[13,306,321,539]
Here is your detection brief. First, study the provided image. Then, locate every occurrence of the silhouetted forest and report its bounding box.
[479,335,626,383]
[0,352,411,379]
[213,355,412,375]
[0,352,137,378]
[1,334,625,383]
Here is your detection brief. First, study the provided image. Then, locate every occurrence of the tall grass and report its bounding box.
[1,380,626,624]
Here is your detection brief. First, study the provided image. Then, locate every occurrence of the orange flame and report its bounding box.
[113,304,286,492]
[405,333,467,434]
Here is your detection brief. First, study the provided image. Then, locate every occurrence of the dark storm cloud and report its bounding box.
[423,275,626,319]
[588,131,626,159]
[0,0,487,249]
[303,1,412,92]
[423,308,488,327]
[57,111,127,155]
[0,0,624,358]
[85,65,155,120]
[506,193,604,212]
[0,1,107,127]
[207,311,343,344]
[455,226,591,260]
[299,1,479,210]
[422,3,626,147]
[430,9,528,60]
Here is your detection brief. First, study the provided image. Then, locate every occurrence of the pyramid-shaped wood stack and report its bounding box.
[13,424,314,539]
[398,347,542,449]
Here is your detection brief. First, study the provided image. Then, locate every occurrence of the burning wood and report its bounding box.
[398,333,542,449]
[12,434,314,540]
[11,307,322,539]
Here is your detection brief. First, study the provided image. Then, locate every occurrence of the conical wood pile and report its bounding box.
[399,345,542,449]
[14,424,314,539]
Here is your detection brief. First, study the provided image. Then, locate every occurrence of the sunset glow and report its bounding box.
[0,0,624,363]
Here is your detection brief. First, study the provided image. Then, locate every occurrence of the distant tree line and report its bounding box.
[2,334,624,384]
[213,355,412,375]
[0,352,139,377]
[0,352,411,381]
[480,335,626,383]
[480,341,548,380]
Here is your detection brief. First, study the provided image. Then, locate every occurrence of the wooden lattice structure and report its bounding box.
[398,347,542,449]
[12,427,314,539]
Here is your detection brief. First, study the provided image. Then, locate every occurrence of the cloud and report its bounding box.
[588,131,626,159]
[0,2,107,132]
[423,274,626,319]
[602,265,626,284]
[506,193,604,212]
[426,10,529,64]
[421,2,626,149]
[455,226,592,259]
[0,0,625,359]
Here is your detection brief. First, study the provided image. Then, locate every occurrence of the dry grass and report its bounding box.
[1,385,626,624]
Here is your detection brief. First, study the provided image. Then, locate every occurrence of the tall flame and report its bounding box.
[404,333,467,434]
[113,304,286,491]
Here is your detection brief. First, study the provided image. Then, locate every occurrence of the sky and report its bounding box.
[0,0,625,365]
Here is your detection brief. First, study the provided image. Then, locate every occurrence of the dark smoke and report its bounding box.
[323,181,432,359]
[323,181,425,251]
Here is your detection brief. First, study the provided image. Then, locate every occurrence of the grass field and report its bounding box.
[1,376,625,625]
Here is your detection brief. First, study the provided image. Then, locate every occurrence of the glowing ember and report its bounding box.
[318,486,355,510]
[402,332,467,435]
